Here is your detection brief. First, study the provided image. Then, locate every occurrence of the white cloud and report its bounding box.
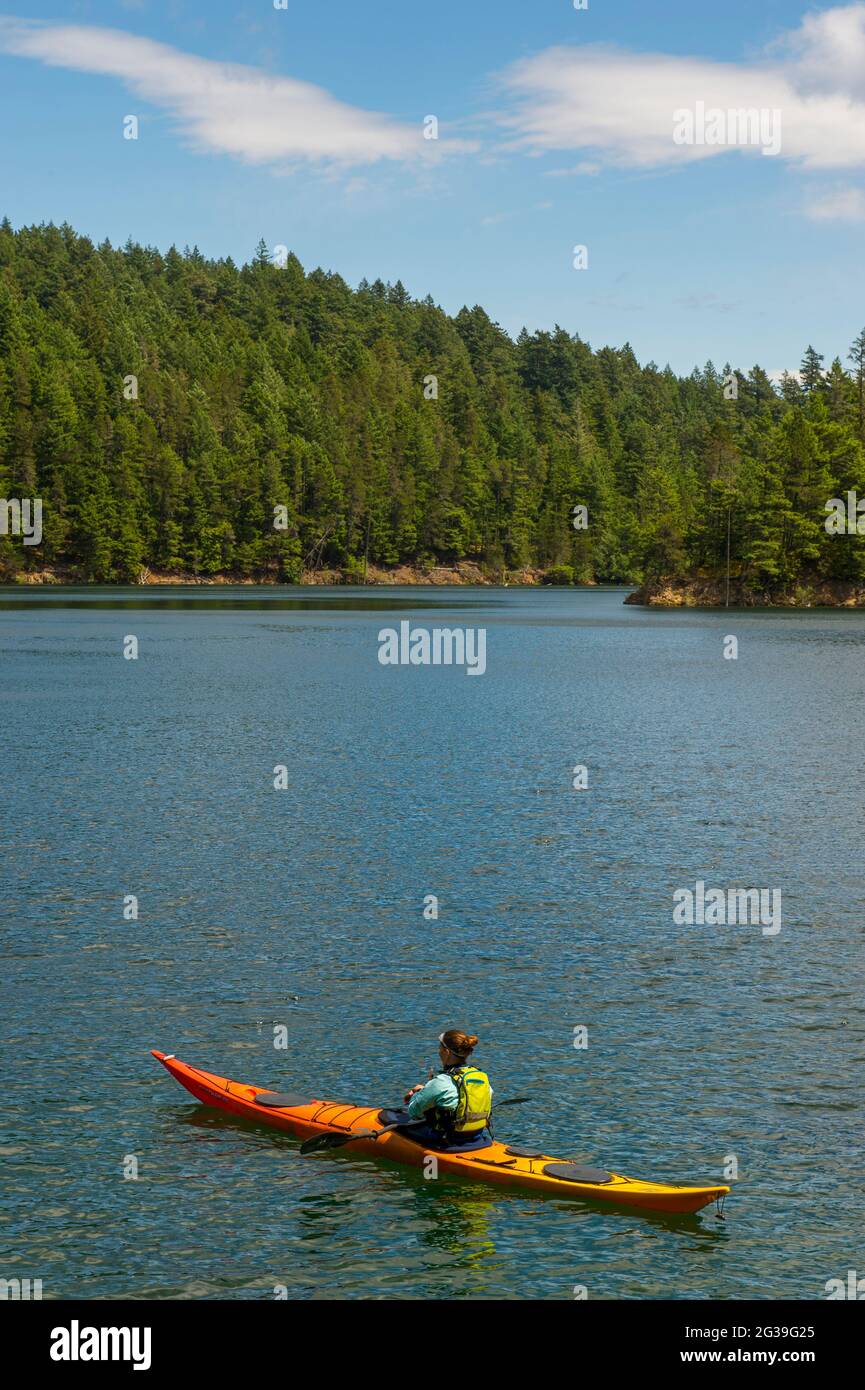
[805,186,865,221]
[0,16,471,168]
[543,161,601,178]
[774,3,865,98]
[496,3,865,171]
[6,5,865,182]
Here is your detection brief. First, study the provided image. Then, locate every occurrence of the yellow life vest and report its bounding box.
[450,1065,492,1133]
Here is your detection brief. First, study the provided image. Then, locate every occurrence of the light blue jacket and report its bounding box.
[407,1071,493,1121]
[407,1072,459,1120]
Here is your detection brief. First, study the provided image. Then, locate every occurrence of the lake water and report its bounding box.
[1,585,863,1300]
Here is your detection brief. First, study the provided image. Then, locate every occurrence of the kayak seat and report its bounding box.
[543,1162,613,1184]
[379,1108,410,1126]
[254,1091,316,1109]
[379,1110,495,1153]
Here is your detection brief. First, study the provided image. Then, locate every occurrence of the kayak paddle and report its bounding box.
[300,1097,531,1156]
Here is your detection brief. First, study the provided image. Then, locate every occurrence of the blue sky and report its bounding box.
[1,0,864,374]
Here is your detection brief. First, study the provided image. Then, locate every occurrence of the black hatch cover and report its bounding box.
[254,1092,315,1108]
[543,1162,613,1183]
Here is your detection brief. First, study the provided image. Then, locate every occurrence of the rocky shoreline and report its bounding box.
[7,564,865,605]
[625,577,865,608]
[2,560,548,587]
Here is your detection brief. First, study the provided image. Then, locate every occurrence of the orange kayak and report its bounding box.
[152,1050,729,1216]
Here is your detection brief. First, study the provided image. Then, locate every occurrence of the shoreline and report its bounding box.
[2,560,568,588]
[6,565,865,606]
[625,577,865,608]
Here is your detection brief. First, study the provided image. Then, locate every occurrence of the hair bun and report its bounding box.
[442,1028,478,1055]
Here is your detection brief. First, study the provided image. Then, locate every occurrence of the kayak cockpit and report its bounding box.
[377,1108,495,1153]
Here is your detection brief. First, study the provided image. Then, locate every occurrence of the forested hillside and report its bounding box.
[2,218,865,591]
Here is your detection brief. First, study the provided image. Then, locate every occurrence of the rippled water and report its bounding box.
[1,585,863,1300]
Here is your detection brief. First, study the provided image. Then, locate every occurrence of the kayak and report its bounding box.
[152,1050,729,1216]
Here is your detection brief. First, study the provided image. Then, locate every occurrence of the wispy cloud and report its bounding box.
[495,3,865,172]
[0,16,473,169]
[6,5,865,184]
[805,186,865,221]
[676,292,741,314]
[543,162,601,178]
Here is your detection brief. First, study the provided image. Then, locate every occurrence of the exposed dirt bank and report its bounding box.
[2,561,550,587]
[625,577,865,607]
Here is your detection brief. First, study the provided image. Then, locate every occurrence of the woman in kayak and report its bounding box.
[399,1029,493,1151]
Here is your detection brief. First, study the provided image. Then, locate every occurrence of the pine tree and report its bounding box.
[848,329,865,438]
[800,345,825,394]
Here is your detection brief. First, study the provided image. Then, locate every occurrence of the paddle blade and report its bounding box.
[300,1133,348,1155]
[300,1128,374,1155]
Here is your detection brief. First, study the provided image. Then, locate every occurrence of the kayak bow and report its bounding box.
[151,1050,729,1216]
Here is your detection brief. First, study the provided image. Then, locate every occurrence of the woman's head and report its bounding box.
[438,1029,479,1065]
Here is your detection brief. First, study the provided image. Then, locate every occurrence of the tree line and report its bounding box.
[1,218,864,591]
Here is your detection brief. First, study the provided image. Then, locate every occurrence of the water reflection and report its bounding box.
[0,585,500,613]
